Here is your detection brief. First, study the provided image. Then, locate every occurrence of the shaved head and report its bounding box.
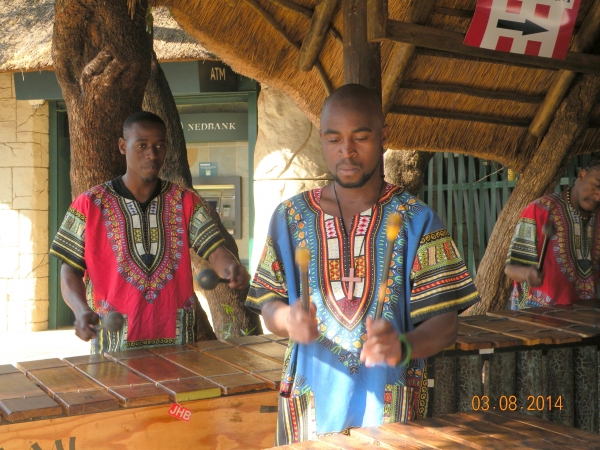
[320,84,384,129]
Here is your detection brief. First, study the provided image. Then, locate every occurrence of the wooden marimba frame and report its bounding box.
[427,300,600,434]
[0,334,287,449]
[273,410,600,449]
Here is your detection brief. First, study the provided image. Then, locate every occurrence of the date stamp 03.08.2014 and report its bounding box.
[471,395,564,412]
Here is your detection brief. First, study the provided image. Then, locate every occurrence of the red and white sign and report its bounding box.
[168,403,192,422]
[464,0,581,59]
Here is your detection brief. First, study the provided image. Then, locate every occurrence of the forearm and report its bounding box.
[60,263,91,316]
[261,300,291,337]
[404,311,458,359]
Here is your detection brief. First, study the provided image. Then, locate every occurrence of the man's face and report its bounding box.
[119,121,167,183]
[575,167,600,213]
[320,102,388,189]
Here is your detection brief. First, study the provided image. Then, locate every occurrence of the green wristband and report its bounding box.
[398,334,412,366]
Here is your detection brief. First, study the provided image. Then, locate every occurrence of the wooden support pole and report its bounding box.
[366,0,387,42]
[386,20,600,75]
[343,0,381,94]
[529,0,600,137]
[381,0,435,114]
[297,0,339,71]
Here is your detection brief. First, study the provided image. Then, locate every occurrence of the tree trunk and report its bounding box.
[52,0,152,197]
[142,51,263,338]
[384,149,433,196]
[467,73,600,315]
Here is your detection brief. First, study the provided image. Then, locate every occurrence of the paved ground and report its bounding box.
[0,328,90,366]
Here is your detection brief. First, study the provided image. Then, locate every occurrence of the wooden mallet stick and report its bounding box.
[375,212,403,320]
[538,221,557,272]
[296,247,311,312]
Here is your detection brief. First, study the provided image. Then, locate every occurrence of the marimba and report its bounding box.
[0,334,286,449]
[428,301,600,434]
[272,410,600,449]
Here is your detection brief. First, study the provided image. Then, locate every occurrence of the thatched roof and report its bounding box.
[0,1,212,73]
[155,0,600,171]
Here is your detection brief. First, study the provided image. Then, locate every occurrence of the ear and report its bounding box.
[577,169,587,182]
[381,123,390,151]
[118,137,127,155]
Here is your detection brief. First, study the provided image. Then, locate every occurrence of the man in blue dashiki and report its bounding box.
[246,84,480,445]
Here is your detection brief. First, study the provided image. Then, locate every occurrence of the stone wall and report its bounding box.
[252,87,331,271]
[0,73,50,332]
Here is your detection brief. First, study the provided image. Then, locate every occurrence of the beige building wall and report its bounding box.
[252,87,331,272]
[0,72,50,332]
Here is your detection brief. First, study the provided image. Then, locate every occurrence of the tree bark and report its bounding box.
[142,51,262,338]
[467,73,600,315]
[384,149,433,196]
[52,0,152,197]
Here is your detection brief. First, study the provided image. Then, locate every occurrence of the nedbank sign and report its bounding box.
[181,112,248,143]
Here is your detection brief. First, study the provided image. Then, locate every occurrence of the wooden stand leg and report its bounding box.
[574,346,597,432]
[432,356,457,416]
[487,352,516,408]
[547,348,574,426]
[516,350,543,418]
[457,355,482,412]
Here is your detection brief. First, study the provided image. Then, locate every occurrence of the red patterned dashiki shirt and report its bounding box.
[50,178,224,353]
[506,193,600,309]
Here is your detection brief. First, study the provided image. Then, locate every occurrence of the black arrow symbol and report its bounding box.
[497,19,548,36]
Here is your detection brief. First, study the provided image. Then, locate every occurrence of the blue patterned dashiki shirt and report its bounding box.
[246,183,479,444]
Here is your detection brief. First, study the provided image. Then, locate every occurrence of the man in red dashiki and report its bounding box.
[50,111,249,353]
[505,157,600,309]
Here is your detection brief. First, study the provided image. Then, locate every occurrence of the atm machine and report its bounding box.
[192,176,241,239]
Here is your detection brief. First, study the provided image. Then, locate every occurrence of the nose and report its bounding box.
[339,139,355,158]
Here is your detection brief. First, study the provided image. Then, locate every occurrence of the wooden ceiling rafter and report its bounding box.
[386,20,600,75]
[389,106,530,128]
[243,0,333,94]
[265,0,344,46]
[297,0,339,71]
[529,0,600,138]
[369,0,436,115]
[400,81,545,104]
[416,49,558,71]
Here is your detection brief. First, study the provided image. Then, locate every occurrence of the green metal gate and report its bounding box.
[418,153,593,277]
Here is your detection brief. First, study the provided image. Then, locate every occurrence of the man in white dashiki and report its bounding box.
[505,157,600,309]
[246,85,480,444]
[51,111,249,353]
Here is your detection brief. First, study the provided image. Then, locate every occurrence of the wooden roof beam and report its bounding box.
[386,20,600,75]
[400,81,544,104]
[373,0,436,114]
[297,0,339,71]
[529,0,600,138]
[389,106,530,127]
[266,0,343,46]
[244,0,332,94]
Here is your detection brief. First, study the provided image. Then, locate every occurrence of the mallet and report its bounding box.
[374,212,403,321]
[538,221,557,272]
[196,268,229,290]
[94,311,124,333]
[296,247,311,312]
